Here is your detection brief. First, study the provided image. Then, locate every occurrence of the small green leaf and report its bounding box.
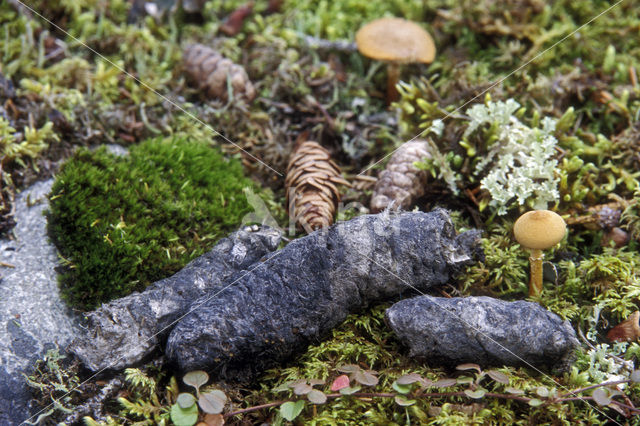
[293,382,313,395]
[340,385,361,395]
[273,382,292,393]
[288,379,306,388]
[307,389,327,404]
[176,393,196,409]
[394,395,417,406]
[505,387,525,395]
[170,403,198,426]
[280,400,305,421]
[456,363,482,373]
[456,376,474,385]
[631,370,640,383]
[392,381,413,394]
[486,370,509,384]
[433,378,457,388]
[396,373,423,385]
[183,370,209,392]
[419,378,434,387]
[354,370,379,386]
[199,390,227,414]
[464,389,486,399]
[337,364,360,373]
[528,398,543,407]
[536,386,550,398]
[592,388,612,406]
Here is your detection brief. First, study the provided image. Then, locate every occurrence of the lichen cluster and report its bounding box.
[7,0,640,424]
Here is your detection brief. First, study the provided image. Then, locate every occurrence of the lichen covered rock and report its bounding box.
[165,209,482,380]
[386,296,579,371]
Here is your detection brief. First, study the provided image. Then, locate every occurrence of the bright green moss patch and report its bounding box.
[47,137,258,309]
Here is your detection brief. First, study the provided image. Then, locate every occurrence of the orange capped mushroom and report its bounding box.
[513,210,566,297]
[355,17,436,103]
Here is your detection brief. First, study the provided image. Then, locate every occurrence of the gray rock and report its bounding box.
[166,209,482,380]
[385,296,579,372]
[70,225,282,373]
[0,179,82,425]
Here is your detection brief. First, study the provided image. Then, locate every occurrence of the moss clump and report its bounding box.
[47,137,259,309]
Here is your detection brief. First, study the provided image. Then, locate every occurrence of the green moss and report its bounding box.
[281,0,427,40]
[47,137,261,309]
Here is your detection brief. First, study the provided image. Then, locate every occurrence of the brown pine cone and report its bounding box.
[370,139,431,213]
[183,43,256,102]
[285,141,350,233]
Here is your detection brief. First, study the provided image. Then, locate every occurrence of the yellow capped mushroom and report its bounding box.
[355,17,436,103]
[513,210,566,297]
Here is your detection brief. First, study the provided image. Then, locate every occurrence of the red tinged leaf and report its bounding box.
[219,2,254,36]
[330,374,350,391]
[265,0,282,14]
[606,311,640,342]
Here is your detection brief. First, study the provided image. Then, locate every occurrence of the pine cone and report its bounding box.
[370,139,430,213]
[285,141,349,232]
[183,43,256,102]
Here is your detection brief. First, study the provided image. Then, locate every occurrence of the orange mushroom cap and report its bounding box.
[355,17,436,64]
[513,210,567,250]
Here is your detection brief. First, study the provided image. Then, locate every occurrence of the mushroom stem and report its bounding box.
[528,248,544,297]
[386,63,401,104]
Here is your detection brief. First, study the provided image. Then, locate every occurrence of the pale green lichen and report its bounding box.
[466,99,560,215]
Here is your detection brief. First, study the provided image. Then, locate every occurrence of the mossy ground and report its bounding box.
[4,0,640,424]
[46,137,263,309]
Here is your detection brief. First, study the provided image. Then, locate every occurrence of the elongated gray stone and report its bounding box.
[385,296,579,371]
[70,225,282,372]
[165,209,482,380]
[0,179,82,425]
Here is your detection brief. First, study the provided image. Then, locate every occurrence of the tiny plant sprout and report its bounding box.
[513,210,566,297]
[355,17,435,103]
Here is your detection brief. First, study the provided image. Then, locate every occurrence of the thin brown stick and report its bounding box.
[224,400,288,417]
[223,390,533,418]
[557,379,629,399]
[552,394,640,415]
[224,379,640,419]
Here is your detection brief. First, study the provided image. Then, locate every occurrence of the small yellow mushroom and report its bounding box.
[513,210,566,297]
